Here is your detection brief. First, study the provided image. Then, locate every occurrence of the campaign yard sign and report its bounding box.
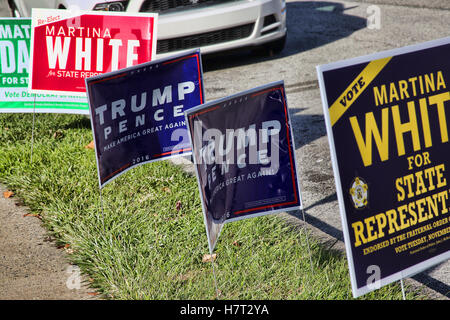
[29,9,157,96]
[86,49,204,188]
[317,37,450,297]
[186,81,302,253]
[0,18,88,114]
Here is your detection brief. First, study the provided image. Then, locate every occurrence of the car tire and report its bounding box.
[253,34,287,56]
[267,34,287,54]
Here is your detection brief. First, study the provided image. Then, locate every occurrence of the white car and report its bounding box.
[8,0,287,58]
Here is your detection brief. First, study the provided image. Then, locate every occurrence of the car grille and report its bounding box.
[156,23,254,54]
[140,0,221,13]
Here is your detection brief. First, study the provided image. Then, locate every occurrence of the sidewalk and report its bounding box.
[0,184,97,300]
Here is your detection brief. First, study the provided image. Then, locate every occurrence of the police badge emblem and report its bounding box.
[349,177,368,209]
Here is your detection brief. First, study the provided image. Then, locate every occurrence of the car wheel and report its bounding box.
[253,34,287,56]
[267,34,287,54]
[8,1,21,17]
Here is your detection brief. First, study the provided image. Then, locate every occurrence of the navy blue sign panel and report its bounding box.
[186,81,302,252]
[317,37,450,297]
[86,50,204,188]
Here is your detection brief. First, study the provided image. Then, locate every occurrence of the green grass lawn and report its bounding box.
[0,113,420,299]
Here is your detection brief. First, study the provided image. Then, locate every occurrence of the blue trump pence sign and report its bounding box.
[86,50,204,188]
[186,81,302,252]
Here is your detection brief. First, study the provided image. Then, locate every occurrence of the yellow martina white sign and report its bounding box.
[352,71,448,167]
[317,37,450,298]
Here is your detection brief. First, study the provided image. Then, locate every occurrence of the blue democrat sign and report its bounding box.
[186,81,302,252]
[86,49,204,188]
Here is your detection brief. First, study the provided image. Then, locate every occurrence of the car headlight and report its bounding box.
[93,1,129,11]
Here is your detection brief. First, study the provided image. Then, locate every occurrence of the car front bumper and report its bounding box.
[128,0,287,57]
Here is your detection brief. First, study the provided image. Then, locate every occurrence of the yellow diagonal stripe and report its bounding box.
[330,56,392,127]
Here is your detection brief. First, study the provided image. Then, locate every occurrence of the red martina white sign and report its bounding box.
[29,9,157,95]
